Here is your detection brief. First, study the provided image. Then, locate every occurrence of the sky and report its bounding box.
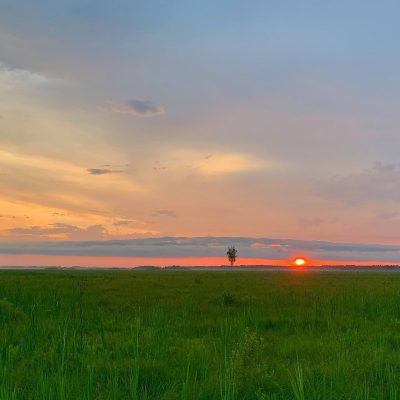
[1,1,400,266]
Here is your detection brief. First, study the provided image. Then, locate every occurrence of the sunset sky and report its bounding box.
[2,1,400,266]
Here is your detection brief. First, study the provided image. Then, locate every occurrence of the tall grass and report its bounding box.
[289,359,304,400]
[0,270,399,398]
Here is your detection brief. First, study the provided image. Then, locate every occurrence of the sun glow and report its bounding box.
[294,258,306,266]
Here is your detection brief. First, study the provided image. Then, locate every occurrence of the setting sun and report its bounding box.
[294,258,306,266]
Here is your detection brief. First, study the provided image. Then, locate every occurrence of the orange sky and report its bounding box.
[0,254,398,268]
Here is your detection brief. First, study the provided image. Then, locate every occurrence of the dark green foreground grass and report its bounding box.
[0,270,400,399]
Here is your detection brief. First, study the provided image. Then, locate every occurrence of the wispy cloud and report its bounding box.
[9,223,105,241]
[157,149,280,176]
[87,168,122,175]
[113,219,145,226]
[0,62,50,88]
[150,210,177,218]
[317,162,400,205]
[108,99,165,117]
[197,153,271,175]
[0,62,66,95]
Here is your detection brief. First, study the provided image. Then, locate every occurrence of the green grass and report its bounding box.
[0,270,399,399]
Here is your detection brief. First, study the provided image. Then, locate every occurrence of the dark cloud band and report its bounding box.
[2,236,400,262]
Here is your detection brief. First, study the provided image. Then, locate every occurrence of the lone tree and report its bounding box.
[227,246,237,267]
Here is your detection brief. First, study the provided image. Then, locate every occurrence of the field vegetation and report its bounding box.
[0,270,399,399]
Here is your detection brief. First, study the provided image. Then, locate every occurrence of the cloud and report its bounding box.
[0,148,144,222]
[109,99,165,117]
[0,62,66,95]
[159,149,279,176]
[0,62,49,88]
[317,162,400,205]
[87,168,122,175]
[197,153,270,175]
[113,219,146,226]
[2,236,400,262]
[151,210,177,218]
[0,214,17,220]
[8,224,106,241]
[251,242,289,250]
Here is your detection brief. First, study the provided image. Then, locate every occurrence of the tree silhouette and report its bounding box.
[227,246,237,267]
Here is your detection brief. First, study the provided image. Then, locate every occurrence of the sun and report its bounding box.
[294,258,306,266]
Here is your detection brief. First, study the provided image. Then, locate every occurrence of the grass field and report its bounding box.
[0,270,400,399]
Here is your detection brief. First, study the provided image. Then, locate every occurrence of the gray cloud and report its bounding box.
[109,99,165,117]
[317,162,400,205]
[87,168,122,175]
[113,219,143,226]
[2,236,400,263]
[113,220,133,226]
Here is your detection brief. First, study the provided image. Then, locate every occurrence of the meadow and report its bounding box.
[0,269,399,399]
